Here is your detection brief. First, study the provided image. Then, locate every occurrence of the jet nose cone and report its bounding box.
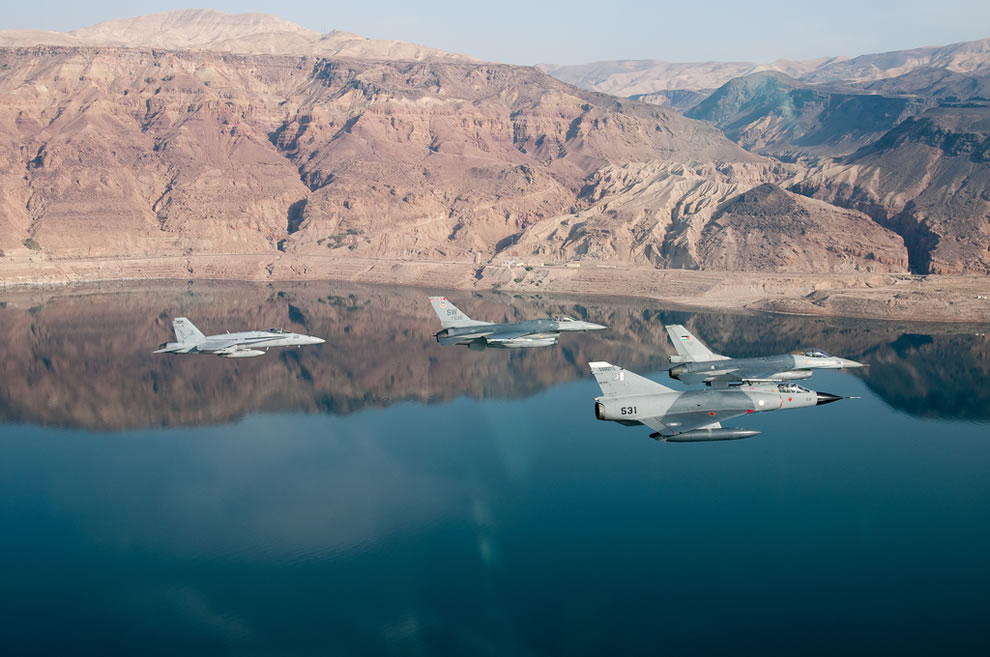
[816,391,844,406]
[838,358,864,368]
[310,336,326,344]
[585,322,607,331]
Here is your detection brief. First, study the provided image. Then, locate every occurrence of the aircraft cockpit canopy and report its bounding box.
[552,315,576,322]
[801,349,831,358]
[777,383,811,393]
[266,328,285,334]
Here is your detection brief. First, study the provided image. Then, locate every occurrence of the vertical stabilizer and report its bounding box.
[665,325,727,362]
[428,297,489,329]
[589,362,675,397]
[173,317,205,344]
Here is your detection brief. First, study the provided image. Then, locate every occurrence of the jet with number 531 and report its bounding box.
[429,297,606,350]
[154,317,325,358]
[590,361,848,442]
[665,324,864,387]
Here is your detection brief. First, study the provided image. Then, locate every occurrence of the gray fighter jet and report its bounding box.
[429,296,606,350]
[154,317,325,358]
[590,361,847,442]
[665,324,864,387]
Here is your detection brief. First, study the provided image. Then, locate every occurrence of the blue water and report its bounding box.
[1,284,988,655]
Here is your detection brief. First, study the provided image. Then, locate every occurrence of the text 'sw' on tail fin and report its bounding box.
[428,297,490,329]
[664,324,727,363]
[172,317,206,343]
[588,362,675,397]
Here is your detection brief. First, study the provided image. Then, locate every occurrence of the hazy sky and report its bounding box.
[5,1,989,65]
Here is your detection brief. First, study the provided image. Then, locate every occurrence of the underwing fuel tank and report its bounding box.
[218,349,266,358]
[651,428,761,442]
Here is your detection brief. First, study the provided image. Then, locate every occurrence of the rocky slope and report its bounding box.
[789,105,990,274]
[504,162,907,272]
[0,45,752,263]
[0,11,984,278]
[685,71,934,157]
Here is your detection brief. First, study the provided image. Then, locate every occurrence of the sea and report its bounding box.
[1,281,988,656]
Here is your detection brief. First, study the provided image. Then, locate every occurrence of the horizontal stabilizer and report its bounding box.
[589,361,674,397]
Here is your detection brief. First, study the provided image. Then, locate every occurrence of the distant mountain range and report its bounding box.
[541,38,990,97]
[0,10,988,278]
[0,8,475,61]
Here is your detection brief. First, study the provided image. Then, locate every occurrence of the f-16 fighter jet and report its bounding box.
[590,361,847,442]
[429,297,606,350]
[154,317,325,358]
[665,324,864,387]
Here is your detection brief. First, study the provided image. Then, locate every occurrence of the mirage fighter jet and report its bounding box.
[154,317,325,358]
[665,324,864,387]
[429,297,606,350]
[590,361,847,442]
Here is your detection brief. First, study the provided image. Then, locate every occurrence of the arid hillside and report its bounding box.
[0,11,986,282]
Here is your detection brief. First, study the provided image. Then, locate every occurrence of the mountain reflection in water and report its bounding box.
[0,281,987,428]
[2,282,989,657]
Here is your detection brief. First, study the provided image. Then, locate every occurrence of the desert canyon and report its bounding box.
[0,9,988,320]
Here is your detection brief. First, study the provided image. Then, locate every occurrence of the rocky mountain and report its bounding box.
[684,71,935,157]
[542,38,990,99]
[504,162,906,272]
[789,104,990,274]
[0,43,763,266]
[0,11,986,279]
[0,9,475,61]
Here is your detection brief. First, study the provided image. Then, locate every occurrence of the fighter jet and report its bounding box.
[665,324,864,387]
[429,296,606,350]
[590,361,847,442]
[154,317,325,358]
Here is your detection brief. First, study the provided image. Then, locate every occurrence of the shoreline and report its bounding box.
[1,254,988,324]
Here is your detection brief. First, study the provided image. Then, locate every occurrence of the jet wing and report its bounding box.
[486,329,556,345]
[706,368,798,387]
[639,409,750,437]
[196,337,244,353]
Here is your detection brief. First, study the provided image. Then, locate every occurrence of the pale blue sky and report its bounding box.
[5,1,989,65]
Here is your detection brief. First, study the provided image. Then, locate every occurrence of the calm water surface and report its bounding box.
[1,282,988,656]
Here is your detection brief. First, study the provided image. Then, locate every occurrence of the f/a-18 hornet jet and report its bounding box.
[429,297,606,350]
[590,361,847,442]
[154,317,325,358]
[664,324,864,387]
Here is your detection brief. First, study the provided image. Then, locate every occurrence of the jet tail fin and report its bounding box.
[589,362,675,397]
[429,297,489,329]
[172,317,205,343]
[665,324,727,362]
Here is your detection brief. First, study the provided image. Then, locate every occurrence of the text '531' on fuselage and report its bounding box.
[665,324,864,387]
[153,317,325,358]
[590,361,848,442]
[429,297,606,350]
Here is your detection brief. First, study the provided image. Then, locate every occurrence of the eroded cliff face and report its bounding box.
[0,46,761,267]
[788,106,990,274]
[504,164,907,272]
